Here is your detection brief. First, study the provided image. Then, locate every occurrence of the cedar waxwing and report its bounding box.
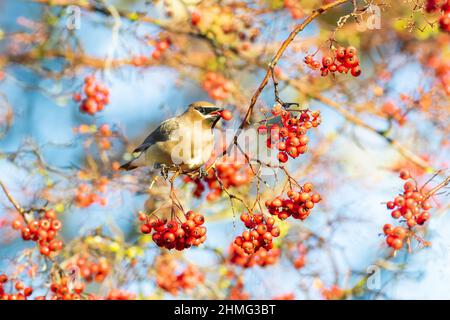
[120,101,223,174]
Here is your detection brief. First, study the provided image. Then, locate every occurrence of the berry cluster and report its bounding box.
[45,276,87,300]
[436,62,450,96]
[233,213,280,258]
[227,277,249,300]
[229,245,281,268]
[74,182,107,208]
[131,55,150,67]
[185,157,253,201]
[293,243,307,269]
[105,289,135,300]
[425,0,450,33]
[175,265,204,291]
[284,0,303,19]
[304,46,362,77]
[69,255,110,283]
[73,76,110,115]
[266,183,321,221]
[0,275,33,300]
[12,209,63,256]
[428,55,450,96]
[258,106,321,163]
[382,169,432,250]
[74,123,114,151]
[156,257,204,295]
[151,38,171,60]
[381,101,406,125]
[202,72,234,100]
[139,211,207,250]
[383,224,408,250]
[321,285,345,300]
[273,293,295,300]
[386,170,432,227]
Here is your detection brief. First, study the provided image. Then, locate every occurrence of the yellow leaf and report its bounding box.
[55,203,65,213]
[108,242,120,253]
[128,12,139,21]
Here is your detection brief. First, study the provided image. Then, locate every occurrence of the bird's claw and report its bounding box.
[198,167,207,179]
[160,164,169,180]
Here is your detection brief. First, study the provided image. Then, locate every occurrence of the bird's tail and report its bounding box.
[119,159,138,171]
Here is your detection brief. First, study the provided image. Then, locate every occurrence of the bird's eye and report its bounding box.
[195,107,206,114]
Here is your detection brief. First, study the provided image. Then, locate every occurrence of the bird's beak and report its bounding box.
[207,108,224,118]
[209,108,224,129]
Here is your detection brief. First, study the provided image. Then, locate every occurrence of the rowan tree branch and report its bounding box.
[0,179,25,216]
[309,92,433,170]
[223,0,351,157]
[238,0,351,129]
[424,175,450,199]
[282,75,436,172]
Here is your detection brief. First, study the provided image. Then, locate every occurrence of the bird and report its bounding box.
[120,101,223,175]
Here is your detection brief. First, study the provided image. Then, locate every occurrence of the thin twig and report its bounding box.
[0,179,25,215]
[424,175,450,200]
[222,0,351,157]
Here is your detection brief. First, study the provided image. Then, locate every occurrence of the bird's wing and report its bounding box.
[120,118,180,171]
[132,118,179,154]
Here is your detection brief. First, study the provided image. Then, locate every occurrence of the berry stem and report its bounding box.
[424,175,450,200]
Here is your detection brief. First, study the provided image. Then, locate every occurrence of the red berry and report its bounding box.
[394,196,405,206]
[399,169,410,180]
[386,201,395,209]
[422,200,432,210]
[51,220,62,231]
[345,55,359,67]
[39,246,50,256]
[15,281,24,291]
[220,110,233,121]
[322,56,334,67]
[345,46,358,57]
[383,223,394,235]
[311,193,321,203]
[138,212,147,221]
[351,66,361,77]
[39,219,51,231]
[278,152,288,163]
[24,287,33,297]
[393,227,407,240]
[164,232,176,244]
[391,210,402,219]
[193,214,205,225]
[336,47,346,59]
[0,274,8,283]
[191,11,201,26]
[391,238,403,250]
[166,220,179,232]
[45,210,57,220]
[11,219,23,230]
[140,224,151,234]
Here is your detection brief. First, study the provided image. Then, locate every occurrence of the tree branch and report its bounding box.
[424,175,450,199]
[238,0,351,129]
[0,179,25,216]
